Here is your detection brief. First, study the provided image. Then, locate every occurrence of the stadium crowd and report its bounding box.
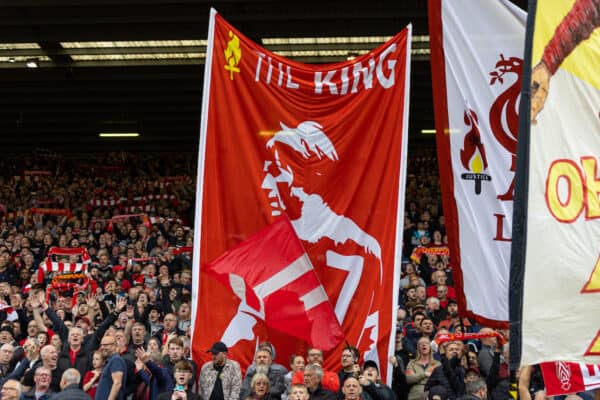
[0,149,584,400]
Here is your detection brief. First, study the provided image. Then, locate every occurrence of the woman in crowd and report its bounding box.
[246,373,273,400]
[405,337,441,400]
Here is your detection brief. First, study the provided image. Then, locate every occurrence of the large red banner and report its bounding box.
[192,9,411,382]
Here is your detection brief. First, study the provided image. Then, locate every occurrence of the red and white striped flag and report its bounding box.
[43,247,91,273]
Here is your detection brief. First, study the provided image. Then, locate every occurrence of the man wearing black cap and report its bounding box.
[358,360,396,400]
[437,301,470,332]
[199,341,242,400]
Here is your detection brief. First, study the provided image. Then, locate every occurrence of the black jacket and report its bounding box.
[391,349,411,400]
[57,348,92,384]
[362,382,397,400]
[485,352,510,400]
[309,384,337,400]
[425,356,465,400]
[47,306,118,355]
[49,307,118,383]
[49,383,92,400]
[22,363,64,393]
[21,389,53,400]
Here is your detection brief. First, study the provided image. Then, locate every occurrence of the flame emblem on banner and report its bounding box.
[555,361,572,391]
[224,30,241,80]
[460,107,491,195]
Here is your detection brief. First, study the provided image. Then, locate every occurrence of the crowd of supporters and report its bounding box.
[0,149,590,400]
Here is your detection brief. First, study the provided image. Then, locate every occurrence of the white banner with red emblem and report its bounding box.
[513,0,600,366]
[428,0,525,326]
[191,9,411,382]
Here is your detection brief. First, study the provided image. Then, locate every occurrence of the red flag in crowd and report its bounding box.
[206,217,343,351]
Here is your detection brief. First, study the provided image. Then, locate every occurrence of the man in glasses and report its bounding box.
[21,366,53,400]
[96,335,126,400]
[338,346,360,390]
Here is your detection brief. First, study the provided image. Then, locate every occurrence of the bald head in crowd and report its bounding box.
[0,379,22,400]
[40,344,58,369]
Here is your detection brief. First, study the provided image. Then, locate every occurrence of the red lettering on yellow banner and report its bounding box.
[545,157,600,223]
[546,157,600,357]
[582,157,600,220]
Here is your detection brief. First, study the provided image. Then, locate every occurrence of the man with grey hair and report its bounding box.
[304,364,336,400]
[49,368,91,400]
[0,342,34,387]
[294,348,339,392]
[0,379,22,400]
[0,343,14,378]
[56,326,92,379]
[425,297,446,326]
[463,378,487,400]
[42,293,126,380]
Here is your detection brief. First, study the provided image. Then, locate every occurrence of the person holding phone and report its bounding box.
[157,360,198,400]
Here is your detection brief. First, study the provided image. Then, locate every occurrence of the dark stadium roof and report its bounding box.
[0,0,527,152]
